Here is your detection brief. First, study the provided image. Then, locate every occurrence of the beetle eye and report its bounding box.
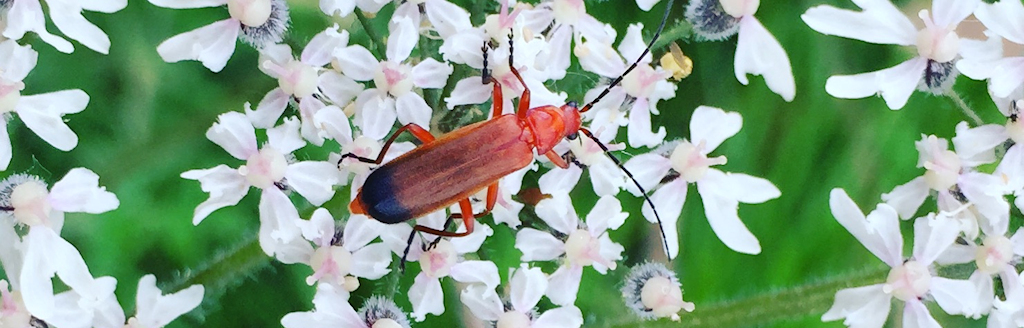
[567,132,578,140]
[566,101,579,108]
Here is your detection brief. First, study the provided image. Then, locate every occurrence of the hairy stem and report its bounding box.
[164,233,270,299]
[652,20,694,51]
[607,266,888,328]
[949,92,984,126]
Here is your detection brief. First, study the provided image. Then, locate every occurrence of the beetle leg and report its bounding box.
[399,183,499,270]
[340,123,435,165]
[507,33,532,118]
[544,149,570,169]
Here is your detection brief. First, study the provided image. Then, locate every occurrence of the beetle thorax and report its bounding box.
[523,103,581,154]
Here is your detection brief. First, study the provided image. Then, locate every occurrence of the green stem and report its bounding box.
[607,266,888,328]
[949,92,984,126]
[652,20,694,50]
[164,233,270,298]
[356,10,385,58]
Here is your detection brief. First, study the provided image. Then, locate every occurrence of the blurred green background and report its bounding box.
[0,0,1005,327]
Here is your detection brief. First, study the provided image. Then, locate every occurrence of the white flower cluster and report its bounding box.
[167,0,789,326]
[0,1,205,327]
[809,0,1024,327]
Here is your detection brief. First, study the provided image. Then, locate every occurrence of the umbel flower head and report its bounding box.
[622,262,694,321]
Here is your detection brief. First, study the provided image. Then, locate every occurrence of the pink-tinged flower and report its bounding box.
[150,0,290,72]
[124,275,204,328]
[520,0,615,80]
[248,24,363,146]
[623,106,780,258]
[685,0,794,101]
[576,23,675,148]
[333,16,453,140]
[0,40,89,171]
[181,112,339,262]
[823,189,978,328]
[407,230,497,321]
[956,0,1024,98]
[2,0,126,53]
[282,284,411,328]
[461,264,584,328]
[297,208,391,289]
[515,194,626,306]
[0,168,119,233]
[802,0,978,109]
[393,0,471,40]
[621,262,695,321]
[882,132,1009,235]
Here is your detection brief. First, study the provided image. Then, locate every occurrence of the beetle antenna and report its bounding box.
[580,0,675,113]
[579,128,672,260]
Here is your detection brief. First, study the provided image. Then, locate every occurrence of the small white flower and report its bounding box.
[2,0,127,53]
[393,0,472,40]
[181,112,338,262]
[461,264,584,328]
[151,0,291,72]
[333,16,453,140]
[522,0,615,80]
[282,284,411,328]
[802,0,977,109]
[956,0,1024,98]
[623,106,780,258]
[621,262,695,321]
[0,40,89,170]
[298,208,391,289]
[408,236,498,321]
[125,275,204,328]
[823,189,978,328]
[0,168,119,232]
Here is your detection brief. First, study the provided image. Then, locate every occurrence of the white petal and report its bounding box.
[533,306,584,328]
[577,40,625,78]
[353,91,397,141]
[622,153,673,196]
[460,284,502,321]
[267,116,305,154]
[510,266,547,313]
[303,25,349,67]
[17,90,88,151]
[450,223,493,254]
[735,17,795,102]
[540,26,571,80]
[450,260,499,288]
[534,193,577,234]
[156,18,239,72]
[585,195,627,234]
[821,284,892,327]
[424,0,472,38]
[409,274,444,321]
[930,0,978,28]
[285,161,338,206]
[643,179,686,259]
[148,0,227,9]
[0,40,38,81]
[4,0,74,53]
[438,29,487,67]
[825,57,927,110]
[206,111,257,160]
[903,299,941,328]
[626,99,666,148]
[0,120,9,171]
[180,165,248,225]
[881,177,929,220]
[411,58,454,89]
[829,188,903,267]
[313,105,353,144]
[545,266,582,307]
[258,189,311,263]
[959,172,1011,231]
[319,71,363,107]
[996,144,1024,192]
[515,228,565,261]
[975,0,1024,44]
[386,16,417,62]
[395,93,432,129]
[588,158,625,196]
[48,168,118,214]
[801,1,916,45]
[697,175,761,254]
[636,0,661,11]
[246,89,289,129]
[444,77,493,109]
[690,106,742,153]
[135,275,205,328]
[953,122,1006,166]
[988,57,1024,98]
[538,165,583,196]
[349,243,392,279]
[618,24,652,66]
[709,171,780,204]
[48,3,111,54]
[333,46,379,81]
[912,213,961,265]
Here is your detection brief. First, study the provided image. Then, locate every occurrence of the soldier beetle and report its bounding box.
[343,0,676,268]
